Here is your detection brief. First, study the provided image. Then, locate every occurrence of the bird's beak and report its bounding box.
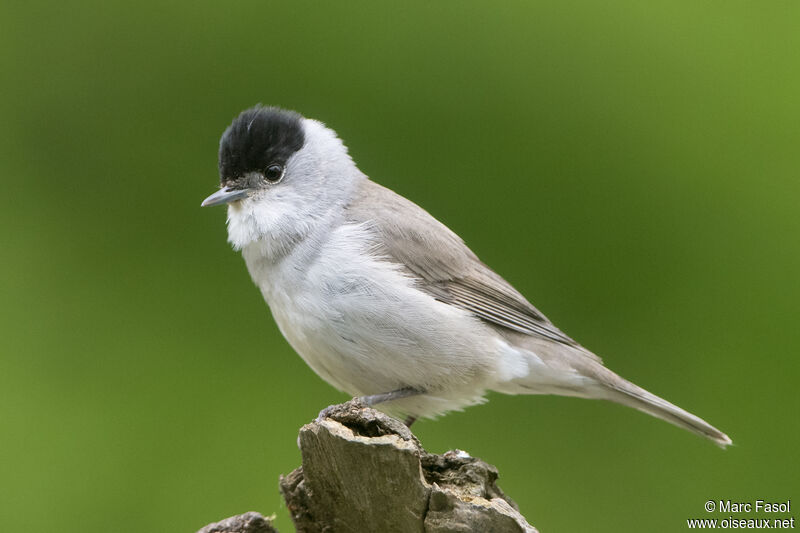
[201,187,250,207]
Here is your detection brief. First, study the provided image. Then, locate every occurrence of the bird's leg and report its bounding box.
[316,386,424,422]
[360,387,422,427]
[357,386,423,406]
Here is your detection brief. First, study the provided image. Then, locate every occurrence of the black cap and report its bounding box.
[218,106,305,184]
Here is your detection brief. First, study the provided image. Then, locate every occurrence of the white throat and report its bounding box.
[225,118,362,262]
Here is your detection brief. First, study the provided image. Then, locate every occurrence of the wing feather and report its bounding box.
[345,179,580,348]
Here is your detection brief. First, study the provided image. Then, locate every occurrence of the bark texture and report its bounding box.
[197,400,537,533]
[280,400,536,533]
[196,511,278,533]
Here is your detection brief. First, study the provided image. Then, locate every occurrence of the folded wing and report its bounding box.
[345,179,583,349]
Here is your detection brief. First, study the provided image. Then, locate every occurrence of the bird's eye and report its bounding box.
[264,164,285,183]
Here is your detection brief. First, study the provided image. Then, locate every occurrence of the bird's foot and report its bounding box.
[358,386,423,406]
[316,397,368,422]
[315,387,424,424]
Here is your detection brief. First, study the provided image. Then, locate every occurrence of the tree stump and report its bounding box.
[197,400,536,533]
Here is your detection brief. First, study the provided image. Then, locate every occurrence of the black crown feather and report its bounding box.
[218,106,305,183]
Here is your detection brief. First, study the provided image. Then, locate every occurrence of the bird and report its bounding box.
[202,105,731,447]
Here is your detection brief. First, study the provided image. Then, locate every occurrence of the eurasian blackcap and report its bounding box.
[202,106,731,447]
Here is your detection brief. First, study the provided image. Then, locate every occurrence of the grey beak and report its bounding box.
[201,187,250,207]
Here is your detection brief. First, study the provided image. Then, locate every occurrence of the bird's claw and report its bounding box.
[315,397,368,423]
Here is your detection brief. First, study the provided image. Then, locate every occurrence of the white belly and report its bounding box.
[241,223,516,416]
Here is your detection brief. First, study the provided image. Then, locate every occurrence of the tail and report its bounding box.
[498,341,732,447]
[588,363,732,448]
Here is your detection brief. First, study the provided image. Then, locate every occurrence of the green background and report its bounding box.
[2,2,798,531]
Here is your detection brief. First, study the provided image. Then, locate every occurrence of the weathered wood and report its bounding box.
[197,400,537,532]
[280,400,537,533]
[196,511,278,533]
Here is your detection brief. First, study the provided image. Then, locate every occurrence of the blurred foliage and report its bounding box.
[1,1,798,532]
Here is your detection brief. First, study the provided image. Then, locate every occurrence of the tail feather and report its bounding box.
[496,334,732,447]
[591,365,732,448]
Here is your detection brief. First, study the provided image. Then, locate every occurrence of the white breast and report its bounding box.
[240,221,512,401]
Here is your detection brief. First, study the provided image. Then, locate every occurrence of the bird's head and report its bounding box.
[203,106,360,255]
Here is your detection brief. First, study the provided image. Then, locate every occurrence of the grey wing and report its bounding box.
[345,179,582,349]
